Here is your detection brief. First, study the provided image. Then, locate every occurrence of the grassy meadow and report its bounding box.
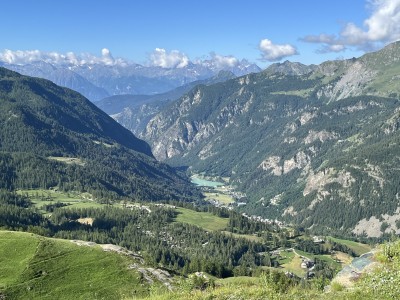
[174,207,228,231]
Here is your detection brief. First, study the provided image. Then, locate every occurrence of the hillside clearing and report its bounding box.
[174,207,228,231]
[327,236,372,256]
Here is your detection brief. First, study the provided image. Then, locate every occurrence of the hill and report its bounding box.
[2,229,397,300]
[0,231,159,299]
[0,67,200,202]
[141,41,400,237]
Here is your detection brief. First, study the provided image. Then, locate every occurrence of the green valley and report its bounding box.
[1,27,400,300]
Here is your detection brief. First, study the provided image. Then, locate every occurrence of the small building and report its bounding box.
[313,236,324,243]
[301,260,314,269]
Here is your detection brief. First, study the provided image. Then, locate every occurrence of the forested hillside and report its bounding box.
[0,67,200,202]
[95,70,237,135]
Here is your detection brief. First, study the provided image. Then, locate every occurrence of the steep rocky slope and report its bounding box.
[96,71,237,135]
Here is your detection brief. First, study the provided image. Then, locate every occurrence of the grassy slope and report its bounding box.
[174,207,228,231]
[204,192,234,205]
[327,236,372,256]
[0,231,150,300]
[281,254,305,277]
[0,231,40,288]
[277,250,306,277]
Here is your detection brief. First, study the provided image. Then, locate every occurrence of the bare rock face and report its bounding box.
[303,130,338,144]
[352,208,400,238]
[303,168,355,197]
[299,111,318,125]
[315,60,377,101]
[330,61,376,100]
[259,151,311,176]
[259,156,282,176]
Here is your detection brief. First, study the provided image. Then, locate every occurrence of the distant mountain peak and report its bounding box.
[0,52,261,101]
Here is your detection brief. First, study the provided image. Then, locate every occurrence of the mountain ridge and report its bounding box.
[140,41,400,237]
[96,70,237,134]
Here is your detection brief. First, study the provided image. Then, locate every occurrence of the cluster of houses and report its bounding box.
[241,212,285,228]
[124,203,177,213]
[300,258,315,269]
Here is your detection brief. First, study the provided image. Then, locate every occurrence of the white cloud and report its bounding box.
[207,52,239,68]
[0,48,254,71]
[302,0,400,53]
[149,48,189,68]
[258,39,298,61]
[0,48,127,66]
[0,49,42,64]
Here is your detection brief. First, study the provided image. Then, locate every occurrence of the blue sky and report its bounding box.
[1,0,399,68]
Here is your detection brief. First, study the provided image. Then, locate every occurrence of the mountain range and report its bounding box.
[0,67,200,201]
[3,42,400,238]
[0,57,260,101]
[140,41,400,238]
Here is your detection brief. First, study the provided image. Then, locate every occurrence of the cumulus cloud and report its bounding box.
[302,0,400,53]
[0,47,253,71]
[258,39,298,61]
[0,48,127,66]
[207,52,239,68]
[149,48,189,68]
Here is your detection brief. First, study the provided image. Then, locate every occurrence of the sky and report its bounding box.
[0,0,399,68]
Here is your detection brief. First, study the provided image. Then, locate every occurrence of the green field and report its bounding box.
[277,250,295,265]
[174,207,228,231]
[0,231,152,300]
[17,189,105,212]
[204,192,234,204]
[294,249,341,269]
[280,253,306,277]
[276,248,347,278]
[327,237,372,256]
